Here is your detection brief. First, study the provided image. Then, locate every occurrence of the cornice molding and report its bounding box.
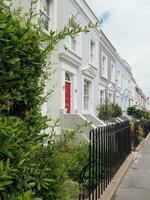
[59,52,81,67]
[82,65,97,79]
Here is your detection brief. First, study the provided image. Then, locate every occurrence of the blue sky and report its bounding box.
[100,11,111,23]
[85,0,150,96]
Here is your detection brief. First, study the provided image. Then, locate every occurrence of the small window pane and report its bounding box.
[84,81,90,110]
[65,72,70,81]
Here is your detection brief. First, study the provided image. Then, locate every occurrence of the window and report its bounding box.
[40,0,50,31]
[70,20,79,52]
[128,80,131,92]
[84,81,90,110]
[116,95,119,105]
[111,63,115,83]
[90,39,96,65]
[100,90,104,106]
[116,70,121,86]
[122,74,125,89]
[71,35,76,51]
[108,93,113,103]
[65,72,70,81]
[101,54,108,79]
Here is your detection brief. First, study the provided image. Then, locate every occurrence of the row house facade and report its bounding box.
[11,0,149,136]
[115,59,136,112]
[99,32,116,107]
[146,97,150,112]
[135,85,146,110]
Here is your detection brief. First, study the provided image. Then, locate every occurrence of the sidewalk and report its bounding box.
[113,134,150,200]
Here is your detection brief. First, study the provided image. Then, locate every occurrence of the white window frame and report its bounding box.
[84,80,90,111]
[101,52,108,79]
[100,90,105,106]
[122,74,125,89]
[40,0,51,32]
[110,61,115,83]
[89,38,96,67]
[69,19,81,55]
[108,93,113,103]
[117,70,121,87]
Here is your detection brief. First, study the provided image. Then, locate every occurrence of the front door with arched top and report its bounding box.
[65,73,71,113]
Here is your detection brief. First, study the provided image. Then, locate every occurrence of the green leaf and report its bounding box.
[7,58,20,64]
[0,181,13,187]
[6,158,10,170]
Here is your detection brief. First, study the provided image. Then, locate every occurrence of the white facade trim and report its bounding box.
[59,52,81,68]
[101,51,108,79]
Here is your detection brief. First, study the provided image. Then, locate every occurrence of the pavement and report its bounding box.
[112,134,150,200]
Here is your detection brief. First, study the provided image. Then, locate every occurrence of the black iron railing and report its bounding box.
[79,120,150,200]
[79,121,131,200]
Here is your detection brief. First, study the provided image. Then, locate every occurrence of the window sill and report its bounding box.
[40,26,51,36]
[41,21,53,35]
[67,48,82,60]
[101,74,108,80]
[89,63,97,70]
[111,80,116,84]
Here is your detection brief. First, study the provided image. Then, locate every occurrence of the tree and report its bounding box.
[0,1,96,199]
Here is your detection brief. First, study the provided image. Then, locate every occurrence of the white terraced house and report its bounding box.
[9,0,149,140]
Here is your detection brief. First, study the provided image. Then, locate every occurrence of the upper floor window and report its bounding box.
[90,39,96,65]
[40,0,50,31]
[116,70,121,87]
[69,20,80,53]
[111,62,115,83]
[71,34,76,51]
[122,74,125,89]
[128,80,131,91]
[101,53,108,79]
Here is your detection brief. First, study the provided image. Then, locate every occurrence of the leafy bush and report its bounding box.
[129,120,144,145]
[137,125,144,142]
[111,103,123,118]
[129,120,135,140]
[0,1,94,199]
[97,103,122,120]
[127,106,150,120]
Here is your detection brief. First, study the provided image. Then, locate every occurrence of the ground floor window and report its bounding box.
[100,90,105,106]
[84,80,90,110]
[108,93,113,103]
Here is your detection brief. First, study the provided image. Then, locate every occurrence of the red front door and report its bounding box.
[65,81,71,113]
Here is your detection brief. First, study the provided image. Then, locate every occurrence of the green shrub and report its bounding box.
[129,120,144,143]
[0,1,95,199]
[97,103,122,120]
[137,125,144,142]
[127,106,150,120]
[111,103,123,118]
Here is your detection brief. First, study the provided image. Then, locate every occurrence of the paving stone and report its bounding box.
[113,136,150,200]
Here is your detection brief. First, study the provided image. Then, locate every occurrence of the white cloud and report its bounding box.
[85,0,150,96]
